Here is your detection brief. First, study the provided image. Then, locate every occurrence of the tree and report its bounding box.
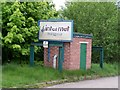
[61,2,118,62]
[2,2,58,63]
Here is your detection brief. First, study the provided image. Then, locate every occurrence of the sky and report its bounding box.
[52,0,66,11]
[52,0,117,11]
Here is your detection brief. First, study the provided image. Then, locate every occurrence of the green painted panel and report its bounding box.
[80,43,87,70]
[31,42,63,47]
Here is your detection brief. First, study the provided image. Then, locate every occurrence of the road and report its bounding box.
[46,76,119,88]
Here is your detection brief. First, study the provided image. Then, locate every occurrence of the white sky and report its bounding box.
[52,0,66,11]
[52,0,116,11]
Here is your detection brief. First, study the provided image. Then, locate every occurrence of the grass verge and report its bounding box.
[2,62,119,88]
[0,65,2,88]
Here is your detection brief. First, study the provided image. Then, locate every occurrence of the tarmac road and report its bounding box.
[46,76,119,88]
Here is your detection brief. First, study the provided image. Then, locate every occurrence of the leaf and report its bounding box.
[12,44,21,51]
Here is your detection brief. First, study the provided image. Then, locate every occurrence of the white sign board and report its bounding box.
[38,20,73,42]
[43,41,48,48]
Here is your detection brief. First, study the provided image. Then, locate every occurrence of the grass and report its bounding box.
[2,63,62,88]
[61,63,118,79]
[0,65,2,88]
[2,62,119,88]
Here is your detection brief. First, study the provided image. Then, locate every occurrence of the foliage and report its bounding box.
[2,62,118,88]
[2,63,61,88]
[61,2,118,63]
[2,2,58,63]
[0,65,1,88]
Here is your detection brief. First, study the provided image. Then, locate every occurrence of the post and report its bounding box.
[62,44,64,62]
[58,47,63,72]
[100,48,104,68]
[30,45,34,66]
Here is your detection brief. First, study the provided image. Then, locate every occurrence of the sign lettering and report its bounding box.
[38,20,73,42]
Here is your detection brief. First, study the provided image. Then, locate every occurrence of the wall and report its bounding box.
[44,46,59,68]
[69,37,92,70]
[44,37,92,70]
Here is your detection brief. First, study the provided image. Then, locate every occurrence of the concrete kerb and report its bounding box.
[13,79,68,88]
[11,75,117,88]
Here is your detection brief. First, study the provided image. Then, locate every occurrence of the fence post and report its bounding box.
[100,48,104,68]
[30,45,34,66]
[58,47,63,72]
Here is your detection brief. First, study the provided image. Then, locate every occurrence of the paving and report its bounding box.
[46,76,119,88]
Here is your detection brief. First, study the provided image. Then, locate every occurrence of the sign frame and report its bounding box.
[38,19,73,42]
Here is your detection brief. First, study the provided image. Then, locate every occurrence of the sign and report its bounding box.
[38,20,73,42]
[43,41,48,48]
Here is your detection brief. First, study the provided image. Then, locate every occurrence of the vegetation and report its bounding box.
[1,1,119,88]
[61,2,119,63]
[2,2,58,63]
[1,2,119,63]
[0,65,2,88]
[2,63,118,88]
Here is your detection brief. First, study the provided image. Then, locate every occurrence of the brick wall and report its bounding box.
[44,37,92,70]
[63,43,70,70]
[70,38,92,70]
[44,46,59,68]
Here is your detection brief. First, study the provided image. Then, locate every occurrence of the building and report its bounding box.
[44,33,92,70]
